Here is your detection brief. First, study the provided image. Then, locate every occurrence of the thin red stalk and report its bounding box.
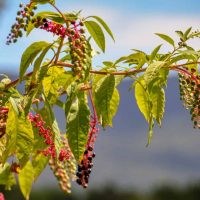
[172,66,199,84]
[87,90,98,148]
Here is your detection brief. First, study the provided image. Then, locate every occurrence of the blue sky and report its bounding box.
[0,0,200,73]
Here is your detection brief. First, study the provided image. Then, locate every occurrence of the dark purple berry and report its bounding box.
[88,156,92,161]
[76,179,82,185]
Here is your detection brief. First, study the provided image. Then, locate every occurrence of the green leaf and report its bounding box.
[20,41,50,81]
[31,43,53,84]
[109,88,120,125]
[42,95,61,158]
[33,11,78,24]
[155,33,175,47]
[84,20,105,52]
[146,117,154,147]
[125,52,147,69]
[32,153,49,181]
[150,86,165,126]
[66,92,90,162]
[135,79,151,123]
[18,161,34,200]
[32,0,54,4]
[94,75,116,127]
[150,44,162,61]
[87,16,115,42]
[144,61,165,85]
[175,31,184,40]
[4,105,34,167]
[169,54,197,65]
[184,27,192,39]
[0,163,16,190]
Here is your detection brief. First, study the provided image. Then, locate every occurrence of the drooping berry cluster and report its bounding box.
[76,114,99,188]
[68,21,92,80]
[49,138,76,193]
[6,3,37,45]
[0,193,5,200]
[178,68,200,128]
[0,107,9,138]
[28,113,71,160]
[49,158,72,193]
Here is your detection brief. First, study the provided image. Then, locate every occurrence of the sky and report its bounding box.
[1,0,200,192]
[0,0,200,73]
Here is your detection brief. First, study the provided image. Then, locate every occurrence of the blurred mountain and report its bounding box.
[3,73,200,191]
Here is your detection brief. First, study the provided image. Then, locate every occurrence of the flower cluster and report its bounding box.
[6,3,37,45]
[29,113,56,158]
[76,115,99,188]
[178,67,200,129]
[0,107,9,138]
[28,113,71,161]
[0,193,5,200]
[39,18,67,38]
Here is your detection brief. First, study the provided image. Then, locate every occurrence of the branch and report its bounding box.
[4,61,200,90]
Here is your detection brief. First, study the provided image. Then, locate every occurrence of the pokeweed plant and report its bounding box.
[0,0,200,199]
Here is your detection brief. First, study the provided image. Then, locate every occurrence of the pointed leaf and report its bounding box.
[66,92,90,162]
[155,33,175,47]
[84,20,105,52]
[18,161,34,200]
[150,44,162,61]
[0,163,16,190]
[184,27,192,39]
[146,117,154,147]
[87,16,115,41]
[32,0,54,4]
[32,153,49,181]
[4,106,34,167]
[42,96,61,158]
[135,80,151,122]
[95,75,116,127]
[144,61,165,85]
[150,86,165,126]
[31,43,53,84]
[20,41,50,81]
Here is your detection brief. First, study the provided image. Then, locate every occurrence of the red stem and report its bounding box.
[172,66,199,85]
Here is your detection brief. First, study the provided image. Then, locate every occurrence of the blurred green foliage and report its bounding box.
[1,182,200,200]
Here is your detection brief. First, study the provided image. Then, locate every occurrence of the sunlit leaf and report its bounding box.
[18,161,34,200]
[84,20,105,52]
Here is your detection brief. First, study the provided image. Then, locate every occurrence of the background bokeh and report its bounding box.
[1,0,200,199]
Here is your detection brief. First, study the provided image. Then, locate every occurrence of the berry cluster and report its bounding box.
[32,17,92,79]
[76,115,99,188]
[0,193,5,200]
[68,21,92,80]
[0,107,9,138]
[6,3,37,45]
[49,158,72,193]
[28,113,71,161]
[178,68,200,129]
[49,139,76,194]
